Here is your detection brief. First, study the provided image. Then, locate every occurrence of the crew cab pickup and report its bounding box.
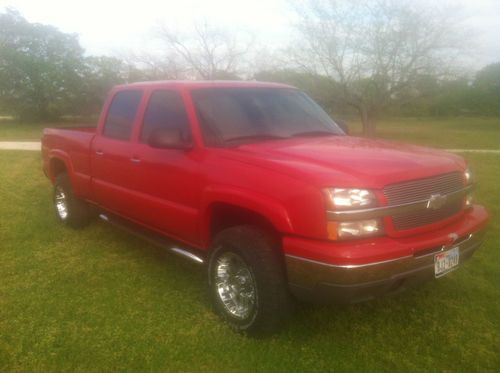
[42,81,489,334]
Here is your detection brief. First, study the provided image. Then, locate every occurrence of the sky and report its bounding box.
[1,0,500,68]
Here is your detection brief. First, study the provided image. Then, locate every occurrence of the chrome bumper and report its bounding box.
[286,228,486,303]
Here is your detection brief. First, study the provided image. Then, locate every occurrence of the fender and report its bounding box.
[200,184,294,246]
[47,149,74,182]
[47,150,91,198]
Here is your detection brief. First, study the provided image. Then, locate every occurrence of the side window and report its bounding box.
[140,90,191,143]
[103,90,143,141]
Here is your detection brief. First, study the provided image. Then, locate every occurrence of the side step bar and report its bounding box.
[99,213,205,265]
[170,247,204,264]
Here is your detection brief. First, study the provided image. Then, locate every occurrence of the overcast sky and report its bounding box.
[1,0,500,68]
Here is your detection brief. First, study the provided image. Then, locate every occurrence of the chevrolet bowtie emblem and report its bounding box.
[427,193,447,210]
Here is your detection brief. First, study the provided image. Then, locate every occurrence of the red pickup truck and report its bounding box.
[42,81,489,334]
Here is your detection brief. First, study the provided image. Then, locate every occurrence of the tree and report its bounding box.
[290,0,470,136]
[155,21,252,80]
[77,56,128,117]
[121,52,186,81]
[254,69,343,115]
[472,63,500,115]
[0,9,86,121]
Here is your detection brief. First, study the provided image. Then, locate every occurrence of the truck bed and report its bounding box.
[42,126,96,156]
[43,126,96,135]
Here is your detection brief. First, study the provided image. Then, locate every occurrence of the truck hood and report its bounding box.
[221,136,466,189]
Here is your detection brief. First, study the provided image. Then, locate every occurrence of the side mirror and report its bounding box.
[336,119,349,135]
[148,128,192,150]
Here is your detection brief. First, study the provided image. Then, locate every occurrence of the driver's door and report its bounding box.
[128,89,202,245]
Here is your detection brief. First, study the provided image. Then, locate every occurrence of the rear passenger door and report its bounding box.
[128,89,202,244]
[91,89,144,215]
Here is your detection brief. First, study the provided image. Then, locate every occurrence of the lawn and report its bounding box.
[1,116,500,150]
[0,119,499,371]
[348,116,500,149]
[0,121,96,141]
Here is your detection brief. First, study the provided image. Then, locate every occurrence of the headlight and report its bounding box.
[324,188,381,240]
[464,167,473,185]
[337,219,382,239]
[324,188,377,210]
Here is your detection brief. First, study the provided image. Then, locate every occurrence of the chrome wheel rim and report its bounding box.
[214,252,256,320]
[55,186,68,220]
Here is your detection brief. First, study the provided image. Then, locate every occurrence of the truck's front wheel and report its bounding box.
[208,225,290,335]
[53,173,91,228]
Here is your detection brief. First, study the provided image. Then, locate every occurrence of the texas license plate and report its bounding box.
[434,247,460,277]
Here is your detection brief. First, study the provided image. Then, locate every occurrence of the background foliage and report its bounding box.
[0,8,499,125]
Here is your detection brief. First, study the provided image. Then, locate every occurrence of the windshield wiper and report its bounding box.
[224,134,287,144]
[291,130,339,138]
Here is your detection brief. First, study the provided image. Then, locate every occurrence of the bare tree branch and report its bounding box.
[154,21,254,79]
[289,0,472,135]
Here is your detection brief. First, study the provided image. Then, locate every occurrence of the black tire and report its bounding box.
[207,225,291,335]
[53,173,91,228]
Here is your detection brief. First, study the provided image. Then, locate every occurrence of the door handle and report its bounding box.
[95,150,104,156]
[130,157,141,164]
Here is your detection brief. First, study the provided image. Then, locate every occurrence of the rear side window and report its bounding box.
[140,90,191,143]
[103,90,143,141]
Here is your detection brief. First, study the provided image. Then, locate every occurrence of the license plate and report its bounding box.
[434,247,460,277]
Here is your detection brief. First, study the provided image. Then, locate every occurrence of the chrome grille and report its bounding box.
[391,199,463,230]
[384,172,464,230]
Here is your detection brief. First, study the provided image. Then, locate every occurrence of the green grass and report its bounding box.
[0,120,499,371]
[348,116,500,149]
[0,121,95,141]
[1,117,499,150]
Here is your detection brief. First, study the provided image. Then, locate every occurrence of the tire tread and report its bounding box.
[208,225,290,335]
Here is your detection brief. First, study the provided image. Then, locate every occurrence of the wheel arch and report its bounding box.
[201,187,294,248]
[50,158,68,179]
[47,151,74,184]
[209,203,280,242]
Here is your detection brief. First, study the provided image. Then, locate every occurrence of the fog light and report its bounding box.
[465,193,473,208]
[464,167,474,184]
[338,219,382,239]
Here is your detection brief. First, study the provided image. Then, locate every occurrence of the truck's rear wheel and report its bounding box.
[53,173,91,228]
[208,225,290,335]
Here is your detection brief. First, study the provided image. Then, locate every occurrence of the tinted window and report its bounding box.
[140,90,191,143]
[192,88,343,146]
[103,90,143,140]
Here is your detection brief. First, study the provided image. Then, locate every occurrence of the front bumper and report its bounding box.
[285,205,489,303]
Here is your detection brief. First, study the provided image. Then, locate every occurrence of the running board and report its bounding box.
[98,213,205,265]
[170,247,204,264]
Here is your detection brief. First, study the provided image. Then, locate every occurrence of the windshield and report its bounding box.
[191,88,344,146]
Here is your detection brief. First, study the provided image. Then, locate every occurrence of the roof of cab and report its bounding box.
[115,80,296,90]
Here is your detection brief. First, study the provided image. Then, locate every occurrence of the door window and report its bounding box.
[140,90,191,143]
[103,90,143,141]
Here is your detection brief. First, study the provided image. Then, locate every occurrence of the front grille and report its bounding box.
[391,199,463,230]
[384,172,464,230]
